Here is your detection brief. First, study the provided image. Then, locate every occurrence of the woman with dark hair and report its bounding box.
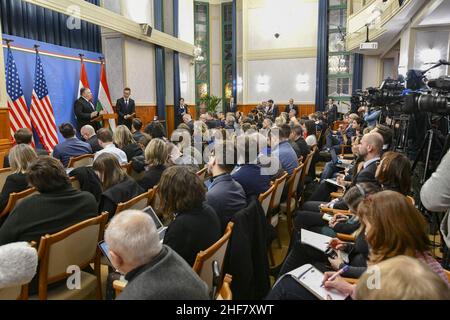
[160,166,221,266]
[0,156,98,246]
[94,153,144,218]
[144,121,166,139]
[303,120,317,146]
[375,151,411,195]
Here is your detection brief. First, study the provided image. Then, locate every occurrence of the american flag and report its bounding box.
[5,47,33,141]
[30,52,58,153]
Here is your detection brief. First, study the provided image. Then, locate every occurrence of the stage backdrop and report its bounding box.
[2,34,102,145]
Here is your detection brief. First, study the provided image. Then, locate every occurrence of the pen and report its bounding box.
[321,265,349,287]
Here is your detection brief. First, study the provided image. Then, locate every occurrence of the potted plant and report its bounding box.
[199,94,222,114]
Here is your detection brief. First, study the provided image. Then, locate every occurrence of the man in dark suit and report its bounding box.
[80,125,102,153]
[267,99,279,118]
[228,97,237,113]
[285,98,298,114]
[116,87,136,129]
[74,87,104,131]
[325,98,338,127]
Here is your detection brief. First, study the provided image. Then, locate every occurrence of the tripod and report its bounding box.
[392,114,410,153]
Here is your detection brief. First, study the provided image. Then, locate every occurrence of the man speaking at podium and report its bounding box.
[116,87,136,129]
[74,87,105,131]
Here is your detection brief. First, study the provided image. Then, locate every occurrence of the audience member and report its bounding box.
[3,128,47,168]
[113,125,143,161]
[52,123,92,167]
[375,151,411,195]
[270,124,299,175]
[138,138,168,191]
[80,125,102,153]
[95,128,128,165]
[131,118,144,142]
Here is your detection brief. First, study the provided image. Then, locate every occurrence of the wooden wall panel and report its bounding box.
[238,104,316,118]
[0,109,10,141]
[166,106,175,138]
[134,105,157,129]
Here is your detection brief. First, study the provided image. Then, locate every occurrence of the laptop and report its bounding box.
[331,148,352,169]
[143,206,168,243]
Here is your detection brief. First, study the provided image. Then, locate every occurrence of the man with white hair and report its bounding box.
[80,125,102,153]
[182,113,194,133]
[105,210,210,300]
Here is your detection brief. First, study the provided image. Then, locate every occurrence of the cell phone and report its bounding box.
[98,240,113,266]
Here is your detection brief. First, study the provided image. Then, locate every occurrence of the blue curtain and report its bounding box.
[315,0,328,112]
[173,0,181,127]
[231,0,237,104]
[0,0,101,52]
[353,53,364,91]
[154,0,166,122]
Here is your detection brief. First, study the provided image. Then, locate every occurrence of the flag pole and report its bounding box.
[3,38,14,49]
[34,44,40,53]
[79,53,85,63]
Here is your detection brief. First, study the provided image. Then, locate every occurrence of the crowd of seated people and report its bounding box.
[1,101,449,301]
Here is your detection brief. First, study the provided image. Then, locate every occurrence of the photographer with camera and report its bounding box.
[420,148,450,255]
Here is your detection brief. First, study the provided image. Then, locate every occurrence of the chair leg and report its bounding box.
[95,257,103,300]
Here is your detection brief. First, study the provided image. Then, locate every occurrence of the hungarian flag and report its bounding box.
[78,60,90,98]
[96,60,116,131]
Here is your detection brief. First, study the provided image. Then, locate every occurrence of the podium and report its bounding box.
[91,113,118,130]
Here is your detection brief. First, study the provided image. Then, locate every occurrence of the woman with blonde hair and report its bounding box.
[113,125,143,161]
[0,144,37,212]
[138,138,168,190]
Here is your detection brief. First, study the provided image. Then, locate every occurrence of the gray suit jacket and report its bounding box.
[117,246,210,300]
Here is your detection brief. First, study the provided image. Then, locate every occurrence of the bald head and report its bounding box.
[183,114,192,123]
[358,132,383,159]
[105,210,162,273]
[80,125,96,140]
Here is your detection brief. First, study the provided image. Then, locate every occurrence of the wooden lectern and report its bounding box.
[91,113,118,130]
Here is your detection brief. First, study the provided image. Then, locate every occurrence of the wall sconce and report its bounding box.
[181,73,188,92]
[296,74,310,92]
[257,75,270,93]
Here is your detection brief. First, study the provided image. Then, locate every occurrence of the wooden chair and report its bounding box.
[113,279,127,297]
[267,172,288,266]
[320,206,352,216]
[193,222,234,293]
[115,187,157,216]
[407,196,415,206]
[196,167,208,182]
[0,187,38,219]
[69,176,81,190]
[67,154,94,169]
[0,167,12,192]
[121,162,132,175]
[280,164,304,235]
[298,150,315,205]
[31,212,108,300]
[297,156,303,166]
[330,191,344,199]
[258,185,276,217]
[216,274,232,300]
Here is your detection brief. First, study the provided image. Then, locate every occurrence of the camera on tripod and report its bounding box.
[404,76,450,115]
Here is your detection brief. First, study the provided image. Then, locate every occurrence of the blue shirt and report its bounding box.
[272,140,298,175]
[231,164,271,199]
[364,110,382,128]
[53,137,92,167]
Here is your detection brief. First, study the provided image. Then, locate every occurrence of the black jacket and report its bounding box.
[99,176,145,218]
[294,137,311,161]
[0,186,98,246]
[69,167,103,202]
[0,173,29,213]
[163,203,221,266]
[74,97,99,130]
[122,143,143,162]
[285,104,298,114]
[223,198,271,300]
[86,135,102,153]
[116,98,136,129]
[138,165,166,191]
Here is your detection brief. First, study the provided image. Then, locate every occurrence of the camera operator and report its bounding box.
[420,149,450,251]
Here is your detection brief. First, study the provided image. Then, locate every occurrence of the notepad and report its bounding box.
[285,264,348,300]
[325,178,346,189]
[301,229,332,252]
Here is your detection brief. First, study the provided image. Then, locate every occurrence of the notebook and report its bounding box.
[285,264,348,300]
[301,229,332,252]
[143,206,167,243]
[325,178,346,189]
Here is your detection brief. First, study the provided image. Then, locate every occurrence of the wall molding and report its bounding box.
[23,0,195,56]
[243,47,317,61]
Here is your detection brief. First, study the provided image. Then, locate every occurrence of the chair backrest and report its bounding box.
[151,185,162,213]
[269,172,288,210]
[67,154,94,169]
[121,162,132,175]
[216,274,232,300]
[69,176,81,190]
[36,212,108,300]
[0,286,22,300]
[196,167,208,182]
[193,222,234,292]
[115,188,156,215]
[0,167,12,191]
[304,150,315,177]
[258,184,276,216]
[407,196,415,206]
[288,164,304,198]
[0,187,38,219]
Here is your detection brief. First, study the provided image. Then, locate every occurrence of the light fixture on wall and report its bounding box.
[257,75,270,93]
[296,74,310,92]
[181,73,188,92]
[237,76,243,93]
